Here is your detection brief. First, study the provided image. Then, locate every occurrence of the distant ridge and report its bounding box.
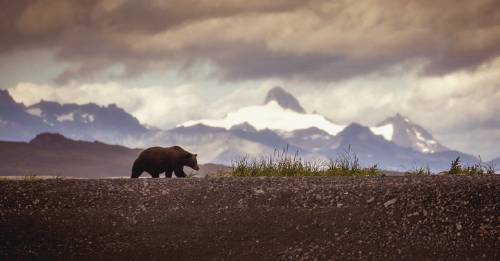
[0,133,228,177]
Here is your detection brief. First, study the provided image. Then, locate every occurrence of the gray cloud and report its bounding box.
[2,0,500,83]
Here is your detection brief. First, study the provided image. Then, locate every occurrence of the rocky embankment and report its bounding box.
[0,176,498,260]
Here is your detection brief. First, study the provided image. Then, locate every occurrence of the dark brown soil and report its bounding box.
[0,176,499,260]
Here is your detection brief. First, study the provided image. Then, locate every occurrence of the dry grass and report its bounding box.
[229,147,381,177]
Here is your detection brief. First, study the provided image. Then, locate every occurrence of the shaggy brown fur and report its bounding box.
[131,146,199,178]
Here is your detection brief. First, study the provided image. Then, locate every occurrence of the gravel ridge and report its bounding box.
[0,176,499,260]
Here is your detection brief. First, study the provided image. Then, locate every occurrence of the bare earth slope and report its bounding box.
[0,177,498,260]
[0,133,229,177]
[0,135,141,177]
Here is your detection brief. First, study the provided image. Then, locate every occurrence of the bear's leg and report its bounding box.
[165,171,173,178]
[151,173,160,178]
[174,167,187,178]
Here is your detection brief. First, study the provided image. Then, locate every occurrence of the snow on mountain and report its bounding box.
[0,90,148,143]
[372,114,447,154]
[332,123,478,171]
[370,124,394,141]
[56,112,75,122]
[179,87,445,157]
[27,101,147,139]
[181,101,346,136]
[26,107,42,117]
[81,113,95,123]
[181,86,345,135]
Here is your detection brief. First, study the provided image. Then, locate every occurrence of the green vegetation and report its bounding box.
[444,157,496,176]
[405,165,432,176]
[230,147,381,177]
[404,157,497,176]
[228,147,497,177]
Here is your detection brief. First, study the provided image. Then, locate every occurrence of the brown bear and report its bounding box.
[131,146,199,178]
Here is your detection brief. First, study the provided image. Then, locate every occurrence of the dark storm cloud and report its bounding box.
[2,0,500,83]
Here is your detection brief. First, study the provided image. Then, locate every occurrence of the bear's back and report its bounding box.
[137,146,188,166]
[162,146,189,158]
[137,147,164,166]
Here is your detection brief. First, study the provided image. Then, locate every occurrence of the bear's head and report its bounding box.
[184,153,199,171]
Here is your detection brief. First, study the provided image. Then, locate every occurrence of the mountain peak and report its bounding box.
[378,114,420,129]
[394,113,405,119]
[29,132,73,146]
[339,123,373,137]
[0,89,17,106]
[379,113,410,125]
[264,86,305,113]
[376,113,447,153]
[230,122,257,132]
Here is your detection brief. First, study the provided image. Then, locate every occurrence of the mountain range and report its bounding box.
[1,87,497,172]
[0,90,146,144]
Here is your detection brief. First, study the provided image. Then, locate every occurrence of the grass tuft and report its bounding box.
[230,146,381,177]
[444,157,496,176]
[402,157,498,177]
[405,165,432,176]
[23,174,41,182]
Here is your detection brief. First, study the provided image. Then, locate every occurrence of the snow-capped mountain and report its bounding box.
[0,90,51,141]
[173,86,480,170]
[372,114,448,154]
[326,123,477,170]
[27,100,147,143]
[1,87,492,171]
[0,90,147,144]
[180,87,346,135]
[180,86,445,154]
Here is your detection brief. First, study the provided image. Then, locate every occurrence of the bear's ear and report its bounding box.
[194,154,198,157]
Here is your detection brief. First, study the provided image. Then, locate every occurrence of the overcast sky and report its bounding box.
[1,0,499,159]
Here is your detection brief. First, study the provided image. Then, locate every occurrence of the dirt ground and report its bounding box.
[0,176,498,260]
